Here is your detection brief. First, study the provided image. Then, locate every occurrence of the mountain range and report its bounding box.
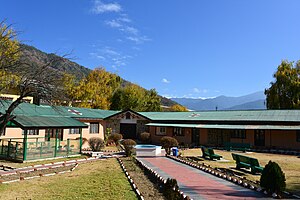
[171,91,266,111]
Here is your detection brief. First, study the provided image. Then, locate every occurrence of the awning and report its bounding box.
[12,115,88,129]
[146,123,300,130]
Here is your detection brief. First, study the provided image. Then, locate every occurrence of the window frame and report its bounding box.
[90,122,99,134]
[155,127,167,136]
[230,129,246,139]
[22,129,39,135]
[173,127,184,136]
[69,128,80,134]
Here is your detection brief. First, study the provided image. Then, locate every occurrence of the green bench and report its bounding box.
[224,142,251,152]
[232,153,264,174]
[201,146,222,160]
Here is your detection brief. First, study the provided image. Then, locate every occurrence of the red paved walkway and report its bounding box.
[141,157,266,200]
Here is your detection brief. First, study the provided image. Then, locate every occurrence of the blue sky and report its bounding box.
[2,0,300,98]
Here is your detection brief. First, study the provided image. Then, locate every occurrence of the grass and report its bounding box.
[0,158,137,200]
[181,148,300,195]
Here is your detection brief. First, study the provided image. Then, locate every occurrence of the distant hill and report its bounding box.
[225,99,266,110]
[171,91,266,111]
[20,44,91,80]
[19,44,177,107]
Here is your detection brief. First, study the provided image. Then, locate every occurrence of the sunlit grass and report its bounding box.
[0,159,137,200]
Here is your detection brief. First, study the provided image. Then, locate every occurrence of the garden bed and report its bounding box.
[120,157,165,200]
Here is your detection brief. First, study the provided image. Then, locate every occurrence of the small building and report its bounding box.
[142,110,300,150]
[0,101,117,162]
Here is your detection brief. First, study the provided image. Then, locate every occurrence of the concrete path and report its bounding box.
[138,156,269,200]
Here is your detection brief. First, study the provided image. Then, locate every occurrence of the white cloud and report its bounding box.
[126,36,151,44]
[162,78,170,84]
[105,20,122,28]
[193,88,201,93]
[91,0,122,14]
[90,46,133,70]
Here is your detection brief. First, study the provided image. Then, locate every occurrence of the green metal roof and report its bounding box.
[13,116,88,129]
[0,100,118,119]
[56,106,119,119]
[146,123,300,130]
[140,110,300,122]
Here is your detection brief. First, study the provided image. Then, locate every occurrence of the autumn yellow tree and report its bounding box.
[169,104,188,111]
[0,20,20,70]
[63,68,121,109]
[110,84,161,111]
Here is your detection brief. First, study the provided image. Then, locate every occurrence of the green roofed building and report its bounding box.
[1,100,300,161]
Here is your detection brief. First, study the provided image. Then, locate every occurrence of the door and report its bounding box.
[191,128,200,146]
[254,130,265,146]
[120,123,137,139]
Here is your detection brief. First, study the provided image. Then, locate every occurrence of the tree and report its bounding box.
[260,161,286,194]
[110,84,161,111]
[0,21,71,134]
[160,136,178,155]
[0,20,20,70]
[0,55,68,134]
[63,68,121,109]
[265,60,300,109]
[169,104,188,112]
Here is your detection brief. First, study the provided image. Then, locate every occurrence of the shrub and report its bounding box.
[163,178,181,200]
[160,136,178,155]
[140,132,151,143]
[260,161,286,194]
[108,133,123,146]
[122,139,136,157]
[88,137,105,151]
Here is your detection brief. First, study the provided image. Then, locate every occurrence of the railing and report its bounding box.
[0,138,80,161]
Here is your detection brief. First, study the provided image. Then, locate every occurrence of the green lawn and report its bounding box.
[181,148,300,195]
[0,159,137,200]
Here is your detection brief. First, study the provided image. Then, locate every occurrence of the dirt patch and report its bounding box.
[121,157,165,200]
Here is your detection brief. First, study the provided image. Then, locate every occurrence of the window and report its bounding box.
[155,127,166,136]
[22,129,39,135]
[69,128,80,134]
[126,112,131,119]
[173,127,184,136]
[297,131,300,142]
[90,122,99,134]
[230,129,246,139]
